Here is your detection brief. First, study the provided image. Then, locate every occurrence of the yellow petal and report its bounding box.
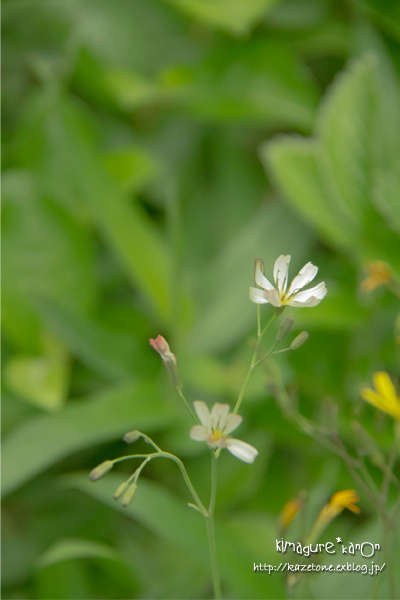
[361,373,400,420]
[360,387,387,412]
[373,372,398,403]
[347,503,361,514]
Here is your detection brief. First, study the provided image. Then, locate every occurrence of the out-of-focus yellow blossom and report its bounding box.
[279,497,303,529]
[361,372,400,420]
[308,490,360,543]
[361,261,392,292]
[318,489,360,524]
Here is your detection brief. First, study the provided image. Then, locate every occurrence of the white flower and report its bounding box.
[189,401,258,464]
[249,255,327,308]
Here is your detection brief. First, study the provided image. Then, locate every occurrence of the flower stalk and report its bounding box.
[206,452,221,600]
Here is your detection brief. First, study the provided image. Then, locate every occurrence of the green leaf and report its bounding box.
[165,0,280,35]
[2,170,97,344]
[1,381,175,497]
[263,136,356,250]
[36,538,121,569]
[316,55,376,225]
[373,166,400,235]
[13,88,174,322]
[354,26,400,169]
[264,52,400,278]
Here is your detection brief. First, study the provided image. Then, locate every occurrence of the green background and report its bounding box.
[2,0,400,598]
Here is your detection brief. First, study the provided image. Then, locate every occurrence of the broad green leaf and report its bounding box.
[165,0,280,35]
[1,381,175,497]
[263,136,356,250]
[2,170,97,341]
[373,167,400,235]
[13,88,173,322]
[353,26,400,169]
[36,538,121,569]
[317,55,376,225]
[264,52,400,279]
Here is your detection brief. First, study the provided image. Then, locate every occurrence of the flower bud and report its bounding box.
[122,483,138,508]
[123,430,141,444]
[290,331,309,350]
[89,460,113,481]
[276,316,294,342]
[149,335,182,390]
[113,481,129,500]
[279,496,303,530]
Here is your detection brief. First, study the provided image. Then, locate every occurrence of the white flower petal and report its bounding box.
[288,262,318,295]
[273,255,291,294]
[264,288,282,307]
[249,287,269,304]
[287,282,327,307]
[210,403,230,430]
[224,413,243,435]
[255,263,275,291]
[226,439,259,463]
[193,401,210,427]
[190,425,207,441]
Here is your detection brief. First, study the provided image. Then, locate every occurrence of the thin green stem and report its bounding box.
[360,459,380,497]
[113,452,207,515]
[271,347,292,355]
[160,451,208,516]
[381,440,398,502]
[206,452,221,600]
[234,313,276,414]
[257,305,261,338]
[177,389,199,424]
[252,341,279,369]
[140,433,163,453]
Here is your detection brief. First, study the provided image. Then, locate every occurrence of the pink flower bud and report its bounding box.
[149,335,175,362]
[149,335,182,390]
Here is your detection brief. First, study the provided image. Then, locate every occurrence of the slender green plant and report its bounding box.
[89,254,329,599]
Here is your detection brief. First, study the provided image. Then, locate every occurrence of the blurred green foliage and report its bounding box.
[2,0,400,598]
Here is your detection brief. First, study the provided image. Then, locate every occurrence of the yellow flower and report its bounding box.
[308,490,360,543]
[361,372,400,420]
[318,490,360,524]
[279,497,303,529]
[361,261,391,292]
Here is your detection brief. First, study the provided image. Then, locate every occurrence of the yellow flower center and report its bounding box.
[210,428,224,443]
